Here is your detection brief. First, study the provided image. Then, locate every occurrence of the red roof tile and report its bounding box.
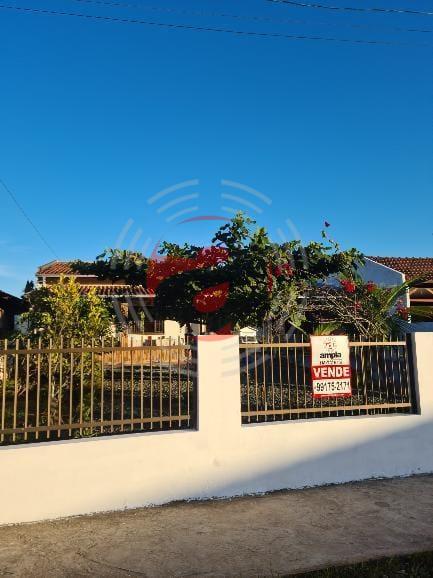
[79,285,154,297]
[367,257,433,281]
[36,262,154,297]
[37,261,82,276]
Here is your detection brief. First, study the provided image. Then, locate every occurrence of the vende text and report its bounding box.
[312,365,351,380]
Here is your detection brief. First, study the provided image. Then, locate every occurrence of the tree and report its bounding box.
[73,248,147,285]
[303,277,416,337]
[152,213,363,333]
[23,280,34,295]
[21,277,112,341]
[17,278,113,429]
[74,213,364,334]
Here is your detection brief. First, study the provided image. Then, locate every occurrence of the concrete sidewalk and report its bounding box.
[1,475,432,577]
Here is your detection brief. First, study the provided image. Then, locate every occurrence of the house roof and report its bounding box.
[37,261,86,276]
[36,261,154,297]
[367,257,433,281]
[0,290,25,313]
[79,285,154,297]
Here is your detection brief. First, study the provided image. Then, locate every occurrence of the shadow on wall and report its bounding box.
[1,412,433,526]
[206,417,433,500]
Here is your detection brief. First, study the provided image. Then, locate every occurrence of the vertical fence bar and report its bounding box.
[286,342,292,419]
[69,338,74,438]
[278,336,283,420]
[389,339,398,409]
[150,345,154,430]
[294,339,299,414]
[159,346,163,429]
[24,338,30,441]
[187,343,191,428]
[36,337,41,440]
[58,335,63,439]
[140,339,144,431]
[177,337,181,427]
[110,335,114,433]
[168,339,172,426]
[120,343,124,433]
[374,338,383,410]
[254,346,259,422]
[270,341,275,420]
[90,338,94,435]
[130,345,134,432]
[46,338,53,440]
[397,340,408,403]
[80,338,84,436]
[12,339,19,442]
[367,340,375,414]
[262,343,267,420]
[1,339,7,443]
[100,337,105,435]
[360,339,368,410]
[245,345,250,423]
[301,334,309,418]
[382,338,390,412]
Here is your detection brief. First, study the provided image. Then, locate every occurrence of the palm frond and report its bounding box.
[409,306,433,320]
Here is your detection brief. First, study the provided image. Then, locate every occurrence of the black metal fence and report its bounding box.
[240,334,416,424]
[0,337,196,445]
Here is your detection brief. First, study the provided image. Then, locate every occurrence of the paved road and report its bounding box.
[1,475,432,577]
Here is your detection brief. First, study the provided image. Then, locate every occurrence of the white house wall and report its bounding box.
[358,258,409,307]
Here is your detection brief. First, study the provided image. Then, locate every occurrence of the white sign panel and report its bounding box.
[310,335,352,397]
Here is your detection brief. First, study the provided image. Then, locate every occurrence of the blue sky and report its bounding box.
[1,0,432,296]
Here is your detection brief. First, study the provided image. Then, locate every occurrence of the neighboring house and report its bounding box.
[0,290,26,337]
[36,261,184,342]
[359,256,433,328]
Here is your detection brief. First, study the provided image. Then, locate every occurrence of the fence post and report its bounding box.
[196,335,241,436]
[410,332,433,416]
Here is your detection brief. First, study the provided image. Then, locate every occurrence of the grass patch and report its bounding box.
[294,551,433,577]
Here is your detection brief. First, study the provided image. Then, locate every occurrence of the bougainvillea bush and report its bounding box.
[74,213,364,335]
[303,277,413,337]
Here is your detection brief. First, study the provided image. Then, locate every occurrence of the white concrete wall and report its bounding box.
[163,320,184,340]
[1,334,433,526]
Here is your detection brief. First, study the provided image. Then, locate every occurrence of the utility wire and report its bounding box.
[68,0,433,35]
[267,0,433,17]
[0,178,58,257]
[0,4,428,46]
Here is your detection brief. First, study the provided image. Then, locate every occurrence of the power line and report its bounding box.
[0,178,58,257]
[267,0,433,17]
[0,3,428,47]
[68,0,433,35]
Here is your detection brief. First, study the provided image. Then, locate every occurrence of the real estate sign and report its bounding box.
[310,335,352,397]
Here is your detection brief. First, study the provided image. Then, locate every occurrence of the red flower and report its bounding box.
[147,246,229,292]
[396,303,409,321]
[194,246,228,269]
[340,279,356,294]
[365,282,377,293]
[274,262,294,279]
